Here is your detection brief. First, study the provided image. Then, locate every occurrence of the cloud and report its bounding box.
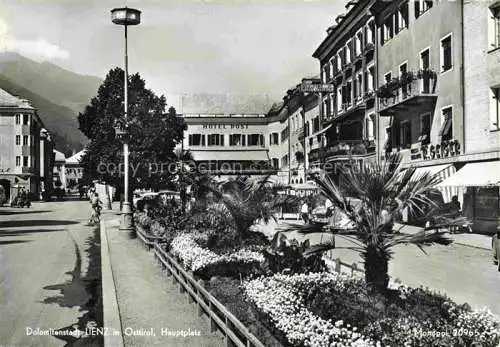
[0,17,69,61]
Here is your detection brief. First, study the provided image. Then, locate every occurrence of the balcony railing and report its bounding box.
[309,140,376,162]
[377,70,438,113]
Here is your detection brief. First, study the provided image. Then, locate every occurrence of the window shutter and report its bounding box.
[490,88,498,129]
[415,1,420,19]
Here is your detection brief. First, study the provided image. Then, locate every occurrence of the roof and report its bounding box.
[53,150,66,163]
[0,88,34,109]
[66,149,86,164]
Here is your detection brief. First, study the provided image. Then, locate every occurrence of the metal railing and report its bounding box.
[153,243,266,347]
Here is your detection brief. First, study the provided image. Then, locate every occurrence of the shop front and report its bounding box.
[438,161,500,234]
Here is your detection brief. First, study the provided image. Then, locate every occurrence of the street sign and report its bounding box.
[299,83,335,93]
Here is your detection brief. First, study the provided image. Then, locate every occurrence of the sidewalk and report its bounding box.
[395,223,493,250]
[101,208,224,347]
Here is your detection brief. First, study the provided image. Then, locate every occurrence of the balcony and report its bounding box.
[377,70,438,115]
[309,140,376,162]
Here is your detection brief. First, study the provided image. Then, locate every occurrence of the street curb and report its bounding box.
[100,219,124,347]
[453,242,490,251]
[399,231,490,251]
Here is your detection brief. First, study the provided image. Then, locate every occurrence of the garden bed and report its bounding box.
[132,192,500,347]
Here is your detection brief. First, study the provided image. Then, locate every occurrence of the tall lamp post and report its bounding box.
[111,7,141,232]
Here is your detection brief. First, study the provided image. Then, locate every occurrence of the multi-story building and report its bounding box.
[310,0,499,231]
[312,0,378,179]
[180,79,320,185]
[0,88,54,201]
[368,0,500,231]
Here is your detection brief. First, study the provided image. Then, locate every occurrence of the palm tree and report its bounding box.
[207,175,297,238]
[283,154,468,293]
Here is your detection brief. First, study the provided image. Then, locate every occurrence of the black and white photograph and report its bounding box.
[1,0,500,346]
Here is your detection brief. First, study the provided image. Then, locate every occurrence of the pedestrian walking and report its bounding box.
[89,192,102,225]
[300,200,309,224]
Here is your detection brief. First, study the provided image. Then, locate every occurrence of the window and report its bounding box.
[366,115,375,140]
[488,7,500,50]
[337,87,342,112]
[313,117,320,133]
[281,127,289,142]
[248,134,264,147]
[419,113,431,143]
[355,73,363,100]
[397,1,409,32]
[355,31,363,56]
[440,34,452,72]
[346,41,352,64]
[188,134,205,146]
[270,132,279,145]
[415,0,433,19]
[23,156,29,167]
[420,48,431,92]
[337,53,342,70]
[207,134,224,146]
[229,134,246,146]
[346,80,352,104]
[490,88,500,130]
[23,114,29,125]
[16,156,21,166]
[15,135,21,145]
[439,106,453,140]
[23,135,29,146]
[400,121,412,148]
[383,15,394,43]
[368,66,375,91]
[329,60,334,79]
[15,114,20,124]
[272,158,279,169]
[384,72,392,84]
[281,155,288,168]
[366,19,375,45]
[399,62,408,97]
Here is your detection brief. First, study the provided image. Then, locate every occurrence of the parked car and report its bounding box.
[133,191,159,209]
[493,231,500,272]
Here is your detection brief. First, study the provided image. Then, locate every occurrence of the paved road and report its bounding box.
[0,200,101,347]
[259,220,500,315]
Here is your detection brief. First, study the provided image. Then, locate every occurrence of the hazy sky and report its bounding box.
[0,0,345,109]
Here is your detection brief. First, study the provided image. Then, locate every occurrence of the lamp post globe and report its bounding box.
[110,7,141,26]
[110,6,141,234]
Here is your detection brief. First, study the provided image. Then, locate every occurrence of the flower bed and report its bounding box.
[244,272,500,347]
[170,233,265,279]
[244,273,376,347]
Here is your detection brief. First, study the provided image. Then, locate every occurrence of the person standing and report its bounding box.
[300,200,309,224]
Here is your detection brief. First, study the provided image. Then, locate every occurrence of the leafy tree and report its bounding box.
[78,68,185,194]
[284,154,468,293]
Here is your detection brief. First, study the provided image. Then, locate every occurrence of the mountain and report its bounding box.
[0,52,102,155]
[180,93,275,114]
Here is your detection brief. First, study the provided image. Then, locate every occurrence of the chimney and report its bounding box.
[72,149,76,156]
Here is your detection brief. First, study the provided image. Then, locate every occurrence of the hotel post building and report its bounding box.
[180,80,320,185]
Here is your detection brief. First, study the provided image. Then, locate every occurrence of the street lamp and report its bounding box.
[110,7,141,232]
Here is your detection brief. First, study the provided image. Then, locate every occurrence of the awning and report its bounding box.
[191,150,269,162]
[437,161,500,187]
[412,164,456,179]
